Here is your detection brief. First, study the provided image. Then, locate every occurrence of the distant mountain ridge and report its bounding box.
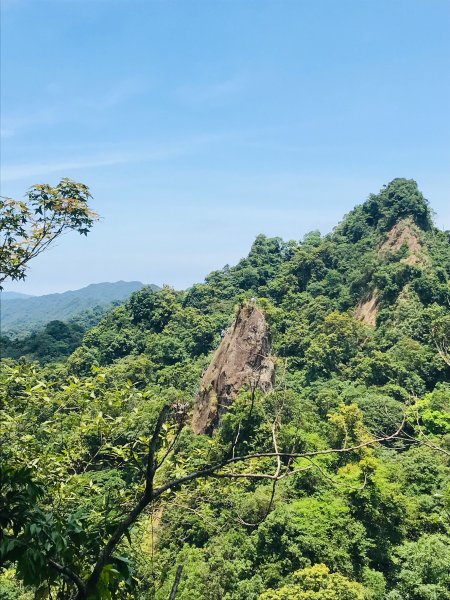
[1,281,159,336]
[2,291,35,300]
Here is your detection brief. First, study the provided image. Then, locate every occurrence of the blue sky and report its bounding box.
[1,0,449,295]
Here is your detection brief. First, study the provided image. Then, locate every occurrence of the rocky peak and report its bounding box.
[337,179,433,245]
[192,304,275,435]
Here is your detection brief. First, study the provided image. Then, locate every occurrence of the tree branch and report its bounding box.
[84,404,170,596]
[48,559,86,597]
[76,412,405,598]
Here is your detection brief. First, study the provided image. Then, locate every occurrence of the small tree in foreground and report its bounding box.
[0,178,98,287]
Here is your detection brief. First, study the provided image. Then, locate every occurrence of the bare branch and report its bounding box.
[401,430,450,457]
[169,565,183,600]
[48,559,86,597]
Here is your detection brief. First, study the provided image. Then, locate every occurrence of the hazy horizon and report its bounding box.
[1,281,151,298]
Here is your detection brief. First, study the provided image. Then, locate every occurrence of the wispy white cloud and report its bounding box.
[2,155,132,182]
[1,133,230,182]
[74,78,146,110]
[1,108,58,138]
[177,77,243,104]
[1,78,146,137]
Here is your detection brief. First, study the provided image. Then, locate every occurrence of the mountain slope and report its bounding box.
[1,291,34,300]
[0,281,158,336]
[72,179,450,395]
[2,179,450,600]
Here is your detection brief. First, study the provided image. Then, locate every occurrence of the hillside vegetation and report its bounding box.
[0,281,156,336]
[0,309,107,364]
[1,179,450,600]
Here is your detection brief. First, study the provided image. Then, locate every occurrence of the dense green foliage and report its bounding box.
[0,304,130,364]
[1,179,450,599]
[0,319,86,363]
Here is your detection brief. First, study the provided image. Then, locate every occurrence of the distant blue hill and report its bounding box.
[1,281,158,336]
[2,291,35,300]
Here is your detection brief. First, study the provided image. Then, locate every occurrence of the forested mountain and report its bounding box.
[2,179,450,600]
[0,281,157,336]
[0,306,110,364]
[1,292,34,300]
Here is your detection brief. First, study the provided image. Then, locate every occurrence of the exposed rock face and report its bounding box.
[355,290,379,326]
[379,217,425,265]
[192,304,275,435]
[355,218,426,326]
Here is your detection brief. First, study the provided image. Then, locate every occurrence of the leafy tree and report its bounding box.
[259,564,365,600]
[0,179,97,287]
[387,534,450,600]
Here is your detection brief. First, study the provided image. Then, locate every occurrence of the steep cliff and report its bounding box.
[354,217,426,326]
[192,304,274,434]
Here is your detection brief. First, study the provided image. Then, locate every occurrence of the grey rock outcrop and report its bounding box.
[192,304,274,434]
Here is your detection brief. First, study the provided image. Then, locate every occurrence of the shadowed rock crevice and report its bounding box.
[192,304,275,435]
